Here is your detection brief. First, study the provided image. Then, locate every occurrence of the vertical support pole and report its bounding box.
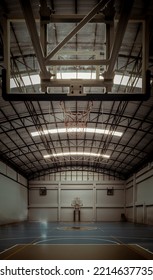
[143,202,146,224]
[124,182,126,217]
[3,18,10,92]
[73,210,75,222]
[106,23,114,60]
[58,183,61,221]
[52,55,57,79]
[40,22,47,58]
[39,0,49,58]
[27,181,30,220]
[142,19,149,92]
[93,184,96,221]
[105,22,114,91]
[133,173,137,223]
[96,53,100,80]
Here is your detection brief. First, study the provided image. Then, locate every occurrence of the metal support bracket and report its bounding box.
[1,69,151,101]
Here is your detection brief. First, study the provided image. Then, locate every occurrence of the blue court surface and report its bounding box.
[0,222,153,259]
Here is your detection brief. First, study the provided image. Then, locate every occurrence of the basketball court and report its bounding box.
[1,0,153,264]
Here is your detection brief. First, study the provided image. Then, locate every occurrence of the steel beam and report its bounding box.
[8,15,145,23]
[46,59,110,66]
[40,0,49,57]
[50,50,102,56]
[142,20,149,92]
[50,14,109,23]
[45,0,111,61]
[105,0,133,77]
[2,18,10,92]
[41,78,113,87]
[40,20,47,57]
[19,0,49,78]
[2,92,150,102]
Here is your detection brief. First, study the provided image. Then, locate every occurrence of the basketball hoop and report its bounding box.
[60,101,93,136]
[71,197,83,209]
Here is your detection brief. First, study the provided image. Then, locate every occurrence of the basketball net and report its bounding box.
[60,101,93,136]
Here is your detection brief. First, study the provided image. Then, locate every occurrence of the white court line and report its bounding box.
[0,244,18,254]
[134,244,153,255]
[97,227,104,232]
[33,237,119,245]
[0,236,45,241]
[111,236,153,240]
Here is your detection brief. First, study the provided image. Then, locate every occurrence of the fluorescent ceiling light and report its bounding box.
[31,127,123,137]
[43,152,110,159]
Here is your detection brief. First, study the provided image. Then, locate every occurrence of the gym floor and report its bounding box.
[0,221,153,259]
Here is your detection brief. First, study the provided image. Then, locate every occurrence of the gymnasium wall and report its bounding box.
[125,164,153,225]
[0,161,28,225]
[28,171,125,222]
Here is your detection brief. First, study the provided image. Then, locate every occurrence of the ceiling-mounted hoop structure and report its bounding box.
[1,0,151,102]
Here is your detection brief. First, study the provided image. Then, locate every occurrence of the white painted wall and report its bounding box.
[125,165,153,225]
[1,159,153,225]
[29,172,125,222]
[0,161,28,225]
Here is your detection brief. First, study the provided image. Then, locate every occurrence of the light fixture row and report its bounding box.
[31,127,123,137]
[43,151,110,159]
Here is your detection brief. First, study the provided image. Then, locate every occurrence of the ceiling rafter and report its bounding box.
[3,136,147,166]
[0,116,35,174]
[1,109,153,135]
[11,101,46,172]
[109,101,153,175]
[28,163,124,181]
